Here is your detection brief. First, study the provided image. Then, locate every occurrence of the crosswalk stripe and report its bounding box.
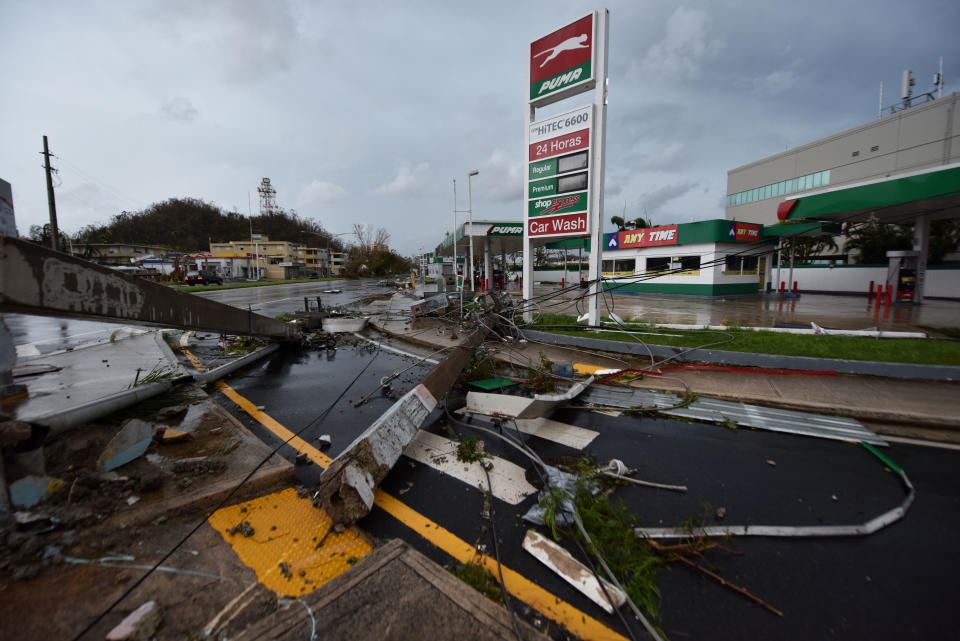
[403,430,537,505]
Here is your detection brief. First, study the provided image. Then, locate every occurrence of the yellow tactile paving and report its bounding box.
[209,488,371,597]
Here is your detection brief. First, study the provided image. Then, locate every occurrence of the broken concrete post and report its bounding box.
[313,317,494,524]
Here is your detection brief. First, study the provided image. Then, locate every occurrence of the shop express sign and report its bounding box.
[527,104,593,238]
[529,13,595,106]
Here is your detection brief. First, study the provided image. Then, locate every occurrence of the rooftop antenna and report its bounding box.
[901,69,915,110]
[878,81,884,120]
[935,56,944,99]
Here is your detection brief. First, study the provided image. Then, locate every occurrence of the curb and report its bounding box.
[521,329,960,382]
[367,321,959,431]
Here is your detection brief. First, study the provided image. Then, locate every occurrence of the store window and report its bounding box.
[678,255,700,271]
[646,257,671,273]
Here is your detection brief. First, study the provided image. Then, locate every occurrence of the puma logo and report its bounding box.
[533,34,589,68]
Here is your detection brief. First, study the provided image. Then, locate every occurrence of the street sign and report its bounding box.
[528,212,588,238]
[525,105,593,240]
[529,13,595,106]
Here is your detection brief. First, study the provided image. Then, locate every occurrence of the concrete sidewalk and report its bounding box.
[369,313,960,433]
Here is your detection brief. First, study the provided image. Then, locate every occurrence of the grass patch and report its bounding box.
[524,314,960,366]
[446,561,503,604]
[455,437,491,464]
[172,277,343,293]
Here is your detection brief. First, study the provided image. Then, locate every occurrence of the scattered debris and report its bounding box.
[228,522,255,538]
[766,459,777,467]
[317,434,332,449]
[105,600,162,641]
[0,420,32,446]
[649,540,783,617]
[523,529,626,614]
[97,419,154,472]
[9,475,64,509]
[716,506,727,520]
[465,376,595,421]
[156,427,190,444]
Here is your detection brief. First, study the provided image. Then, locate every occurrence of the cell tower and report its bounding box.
[257,177,277,216]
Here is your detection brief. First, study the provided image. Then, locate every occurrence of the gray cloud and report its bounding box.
[374,161,430,198]
[637,182,700,215]
[160,97,199,122]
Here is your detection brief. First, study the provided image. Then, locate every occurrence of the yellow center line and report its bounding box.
[212,376,628,641]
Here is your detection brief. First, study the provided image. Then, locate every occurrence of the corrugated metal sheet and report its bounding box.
[578,386,888,446]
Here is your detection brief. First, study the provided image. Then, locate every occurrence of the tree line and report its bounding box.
[25,197,414,277]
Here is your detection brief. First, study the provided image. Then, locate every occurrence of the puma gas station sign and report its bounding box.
[523,9,608,324]
[529,13,595,106]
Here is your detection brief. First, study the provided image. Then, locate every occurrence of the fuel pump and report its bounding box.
[886,250,919,303]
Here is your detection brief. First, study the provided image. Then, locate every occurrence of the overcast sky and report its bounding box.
[2,0,957,256]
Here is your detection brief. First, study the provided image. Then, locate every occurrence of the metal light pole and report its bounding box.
[467,169,479,292]
[452,179,459,291]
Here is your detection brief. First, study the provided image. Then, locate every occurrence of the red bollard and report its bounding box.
[868,280,875,299]
[792,281,798,294]
[779,281,785,295]
[561,277,565,288]
[885,284,893,306]
[876,283,883,302]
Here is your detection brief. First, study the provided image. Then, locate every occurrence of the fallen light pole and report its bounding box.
[312,311,498,524]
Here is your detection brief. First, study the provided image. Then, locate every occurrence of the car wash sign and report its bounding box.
[527,105,593,238]
[530,13,595,106]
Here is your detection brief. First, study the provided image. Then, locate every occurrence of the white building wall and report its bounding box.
[782,265,960,299]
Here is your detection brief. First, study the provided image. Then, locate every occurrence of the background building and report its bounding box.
[726,92,959,229]
[210,236,320,280]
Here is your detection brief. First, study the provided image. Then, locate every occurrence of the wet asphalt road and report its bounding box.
[205,335,960,641]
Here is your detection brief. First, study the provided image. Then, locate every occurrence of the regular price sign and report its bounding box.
[527,105,593,238]
[529,13,595,106]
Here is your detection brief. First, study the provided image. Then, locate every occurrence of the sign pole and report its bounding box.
[522,108,535,321]
[586,10,608,326]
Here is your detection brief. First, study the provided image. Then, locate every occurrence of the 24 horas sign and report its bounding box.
[529,14,595,106]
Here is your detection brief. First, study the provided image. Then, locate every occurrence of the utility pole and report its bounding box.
[42,135,60,252]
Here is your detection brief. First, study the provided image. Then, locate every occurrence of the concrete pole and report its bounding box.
[787,238,796,294]
[913,215,930,303]
[452,180,459,291]
[483,245,491,292]
[775,238,783,294]
[468,170,478,292]
[42,136,60,252]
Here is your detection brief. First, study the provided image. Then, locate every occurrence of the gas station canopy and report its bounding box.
[434,221,525,258]
[777,164,960,225]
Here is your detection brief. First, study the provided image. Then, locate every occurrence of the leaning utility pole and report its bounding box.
[42,135,60,252]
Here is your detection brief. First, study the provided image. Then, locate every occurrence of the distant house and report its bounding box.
[71,243,173,267]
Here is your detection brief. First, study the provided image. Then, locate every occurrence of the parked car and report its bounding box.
[184,270,223,286]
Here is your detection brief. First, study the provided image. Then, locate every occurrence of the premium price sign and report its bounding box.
[526,105,593,238]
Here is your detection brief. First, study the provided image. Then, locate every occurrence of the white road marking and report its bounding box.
[403,430,537,505]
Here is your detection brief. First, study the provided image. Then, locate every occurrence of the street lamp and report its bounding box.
[467,169,479,292]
